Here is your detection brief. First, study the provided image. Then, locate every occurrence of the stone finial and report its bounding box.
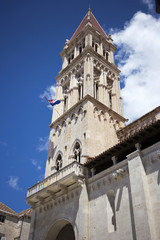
[112,156,118,165]
[135,143,142,151]
[64,39,70,49]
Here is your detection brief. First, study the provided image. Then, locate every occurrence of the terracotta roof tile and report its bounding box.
[19,208,32,216]
[70,9,107,41]
[0,202,17,215]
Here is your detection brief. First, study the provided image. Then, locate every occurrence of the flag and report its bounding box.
[44,96,61,106]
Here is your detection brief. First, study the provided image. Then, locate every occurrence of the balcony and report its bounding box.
[26,161,88,206]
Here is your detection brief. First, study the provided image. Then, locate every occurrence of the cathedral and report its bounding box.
[26,9,160,240]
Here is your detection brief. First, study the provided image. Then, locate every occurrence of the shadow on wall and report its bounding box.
[42,188,82,240]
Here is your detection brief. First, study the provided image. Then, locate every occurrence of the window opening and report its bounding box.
[96,83,99,100]
[106,52,108,61]
[79,46,82,54]
[0,215,5,223]
[78,85,81,101]
[83,39,85,48]
[55,154,62,171]
[95,44,98,52]
[109,91,112,109]
[73,142,81,163]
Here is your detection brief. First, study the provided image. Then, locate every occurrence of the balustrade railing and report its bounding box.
[27,161,86,197]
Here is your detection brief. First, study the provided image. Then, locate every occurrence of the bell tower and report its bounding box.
[45,9,126,178]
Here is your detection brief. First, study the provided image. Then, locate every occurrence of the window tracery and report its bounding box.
[73,142,81,163]
[55,154,63,171]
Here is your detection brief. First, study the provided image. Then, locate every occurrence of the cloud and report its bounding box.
[8,176,22,191]
[40,85,56,110]
[142,0,154,11]
[111,11,160,122]
[37,136,49,152]
[32,159,41,171]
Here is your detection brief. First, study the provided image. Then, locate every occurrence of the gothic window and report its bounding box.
[73,142,81,163]
[109,91,112,109]
[106,52,108,61]
[78,85,81,101]
[55,154,63,171]
[92,39,94,48]
[83,38,85,48]
[79,46,82,54]
[96,82,99,100]
[95,44,98,52]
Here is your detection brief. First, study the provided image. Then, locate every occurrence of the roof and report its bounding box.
[0,202,32,217]
[0,202,17,215]
[85,115,160,168]
[19,208,32,216]
[70,8,107,41]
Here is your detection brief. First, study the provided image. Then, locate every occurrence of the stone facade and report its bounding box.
[0,202,31,240]
[26,9,160,240]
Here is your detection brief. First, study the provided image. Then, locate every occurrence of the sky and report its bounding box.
[0,0,160,213]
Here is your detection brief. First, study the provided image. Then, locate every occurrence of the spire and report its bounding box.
[70,9,107,41]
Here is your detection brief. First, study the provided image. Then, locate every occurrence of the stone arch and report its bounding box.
[55,151,63,171]
[45,218,77,240]
[70,139,82,163]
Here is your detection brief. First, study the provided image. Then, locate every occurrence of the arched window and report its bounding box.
[55,154,62,171]
[73,142,81,163]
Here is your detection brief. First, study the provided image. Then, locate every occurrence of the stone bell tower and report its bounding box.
[45,8,126,177]
[26,10,160,240]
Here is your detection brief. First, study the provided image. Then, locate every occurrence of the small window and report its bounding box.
[0,215,5,223]
[68,58,70,64]
[106,52,108,61]
[103,50,105,56]
[109,91,112,109]
[95,44,98,52]
[73,142,81,163]
[79,46,82,54]
[92,40,94,48]
[55,154,62,171]
[83,39,85,48]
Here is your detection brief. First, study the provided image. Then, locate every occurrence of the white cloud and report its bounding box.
[40,85,56,110]
[142,0,154,11]
[111,11,160,122]
[32,159,41,171]
[37,136,49,152]
[8,176,22,191]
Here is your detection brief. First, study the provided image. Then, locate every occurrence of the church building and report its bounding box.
[26,9,160,240]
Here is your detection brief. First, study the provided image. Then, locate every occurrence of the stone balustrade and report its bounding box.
[26,161,87,201]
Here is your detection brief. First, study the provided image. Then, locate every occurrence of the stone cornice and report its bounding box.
[57,46,120,81]
[49,94,127,128]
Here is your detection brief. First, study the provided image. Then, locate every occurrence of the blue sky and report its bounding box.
[0,0,160,213]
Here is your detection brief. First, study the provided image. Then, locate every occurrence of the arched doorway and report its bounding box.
[45,219,76,240]
[56,223,75,240]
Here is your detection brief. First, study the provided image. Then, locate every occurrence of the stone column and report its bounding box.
[98,69,104,103]
[83,54,94,97]
[127,148,153,240]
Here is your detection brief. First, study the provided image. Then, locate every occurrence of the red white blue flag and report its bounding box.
[44,96,61,106]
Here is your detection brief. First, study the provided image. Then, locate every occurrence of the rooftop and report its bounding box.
[70,9,107,41]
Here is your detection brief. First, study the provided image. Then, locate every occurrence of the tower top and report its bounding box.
[70,9,107,42]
